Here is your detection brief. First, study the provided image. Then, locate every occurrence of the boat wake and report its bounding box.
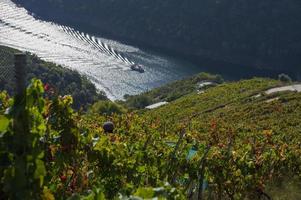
[60,25,135,66]
[0,0,148,98]
[0,0,200,99]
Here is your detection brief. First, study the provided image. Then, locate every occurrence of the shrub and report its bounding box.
[278,73,292,83]
[89,100,127,115]
[123,95,153,109]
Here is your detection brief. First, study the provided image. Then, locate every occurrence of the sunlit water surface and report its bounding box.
[0,0,202,99]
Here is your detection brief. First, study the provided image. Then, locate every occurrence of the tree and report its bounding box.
[89,100,127,115]
[278,73,292,83]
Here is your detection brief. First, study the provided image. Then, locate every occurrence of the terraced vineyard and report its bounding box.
[0,77,300,199]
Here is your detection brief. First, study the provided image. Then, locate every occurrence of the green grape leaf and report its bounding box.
[34,159,46,187]
[137,165,146,173]
[0,115,9,132]
[134,187,155,198]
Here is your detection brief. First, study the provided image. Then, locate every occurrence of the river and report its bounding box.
[1,0,300,100]
[0,0,205,100]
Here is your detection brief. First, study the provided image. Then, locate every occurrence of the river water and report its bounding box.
[0,0,204,100]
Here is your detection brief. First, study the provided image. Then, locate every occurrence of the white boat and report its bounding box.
[131,64,145,73]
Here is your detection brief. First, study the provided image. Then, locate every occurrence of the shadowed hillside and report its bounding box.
[14,0,301,77]
[0,45,107,109]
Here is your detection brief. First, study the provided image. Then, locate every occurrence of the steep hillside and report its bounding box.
[142,78,301,199]
[145,78,280,121]
[87,78,301,199]
[0,45,107,108]
[143,78,300,132]
[121,72,224,109]
[1,77,301,199]
[14,0,301,76]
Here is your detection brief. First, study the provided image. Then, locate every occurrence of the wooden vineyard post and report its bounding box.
[14,53,27,101]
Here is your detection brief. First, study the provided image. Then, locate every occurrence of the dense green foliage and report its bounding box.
[14,0,301,75]
[144,78,301,199]
[89,100,127,115]
[122,95,152,110]
[1,78,301,199]
[122,72,223,109]
[0,46,107,109]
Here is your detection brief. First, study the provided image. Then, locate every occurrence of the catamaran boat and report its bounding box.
[131,64,145,73]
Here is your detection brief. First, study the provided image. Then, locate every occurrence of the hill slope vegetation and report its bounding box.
[0,45,107,109]
[1,76,300,199]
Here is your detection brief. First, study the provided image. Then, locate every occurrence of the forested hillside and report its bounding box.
[0,46,107,109]
[14,0,301,75]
